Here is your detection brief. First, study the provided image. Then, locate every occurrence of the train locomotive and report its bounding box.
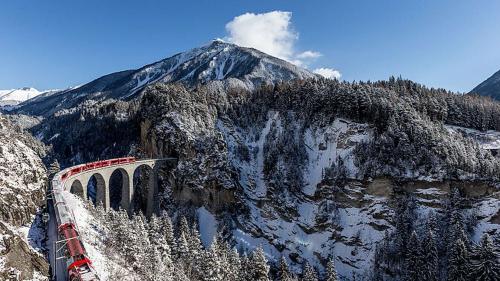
[51,157,136,280]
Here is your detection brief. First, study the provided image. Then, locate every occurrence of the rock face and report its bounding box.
[0,113,49,280]
[0,222,49,281]
[471,69,500,100]
[135,82,499,279]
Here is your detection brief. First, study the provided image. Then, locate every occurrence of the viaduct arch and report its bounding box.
[63,159,171,216]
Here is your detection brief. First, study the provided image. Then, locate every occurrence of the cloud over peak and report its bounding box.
[225,11,340,77]
[226,11,296,62]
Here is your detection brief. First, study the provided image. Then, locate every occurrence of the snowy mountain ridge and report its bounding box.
[0,87,42,110]
[16,40,318,117]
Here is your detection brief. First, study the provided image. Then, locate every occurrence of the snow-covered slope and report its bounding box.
[132,82,499,280]
[0,87,42,110]
[0,87,41,102]
[60,192,138,281]
[16,40,318,116]
[446,125,500,150]
[471,69,500,100]
[218,115,381,276]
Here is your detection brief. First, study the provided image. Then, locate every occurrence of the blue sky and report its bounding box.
[1,0,499,92]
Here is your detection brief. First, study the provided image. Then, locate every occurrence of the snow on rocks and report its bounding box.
[62,191,138,281]
[0,113,49,280]
[446,125,500,150]
[197,207,218,247]
[303,118,371,196]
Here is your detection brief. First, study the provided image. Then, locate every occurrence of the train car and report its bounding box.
[51,156,137,280]
[84,163,96,171]
[58,223,98,281]
[52,168,101,280]
[70,167,82,175]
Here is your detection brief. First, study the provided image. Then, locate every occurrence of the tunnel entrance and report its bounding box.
[109,168,129,211]
[131,165,153,215]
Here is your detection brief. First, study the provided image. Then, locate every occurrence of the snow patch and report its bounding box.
[446,125,500,150]
[197,207,218,247]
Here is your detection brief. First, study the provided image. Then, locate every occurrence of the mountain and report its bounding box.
[0,87,42,109]
[471,69,500,100]
[11,41,500,280]
[31,75,500,279]
[16,40,318,116]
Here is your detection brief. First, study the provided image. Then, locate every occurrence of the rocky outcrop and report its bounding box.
[0,222,49,281]
[0,114,49,280]
[0,115,47,226]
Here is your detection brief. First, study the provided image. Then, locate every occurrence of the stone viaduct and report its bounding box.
[63,159,174,216]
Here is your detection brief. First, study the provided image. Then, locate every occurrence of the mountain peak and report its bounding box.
[17,41,318,116]
[471,69,500,100]
[0,87,42,110]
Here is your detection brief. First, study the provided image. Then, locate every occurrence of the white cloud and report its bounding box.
[296,50,322,59]
[225,11,297,62]
[313,68,342,80]
[225,11,340,75]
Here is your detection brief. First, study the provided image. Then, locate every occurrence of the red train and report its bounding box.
[58,223,95,280]
[53,156,136,280]
[60,157,135,180]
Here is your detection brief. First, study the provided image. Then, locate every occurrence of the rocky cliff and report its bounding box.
[0,113,49,280]
[134,81,499,279]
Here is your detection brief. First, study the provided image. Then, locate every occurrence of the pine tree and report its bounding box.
[227,248,242,281]
[48,160,60,176]
[325,257,338,281]
[143,245,172,281]
[405,231,421,281]
[277,256,292,281]
[179,216,190,238]
[469,234,500,281]
[148,214,169,253]
[189,221,204,257]
[202,242,223,281]
[131,214,151,272]
[250,246,270,281]
[216,239,236,280]
[239,253,252,281]
[172,262,190,281]
[421,229,438,281]
[114,208,132,258]
[177,232,190,264]
[426,211,439,241]
[447,238,469,281]
[394,196,416,257]
[301,262,318,281]
[161,214,175,246]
